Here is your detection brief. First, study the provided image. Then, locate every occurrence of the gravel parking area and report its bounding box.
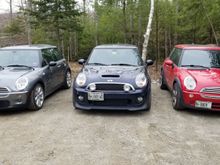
[0,84,220,165]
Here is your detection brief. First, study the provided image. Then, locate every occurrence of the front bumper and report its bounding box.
[0,91,29,110]
[73,85,151,111]
[182,90,220,111]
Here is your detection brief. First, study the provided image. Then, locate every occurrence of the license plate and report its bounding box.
[195,101,212,109]
[88,92,104,101]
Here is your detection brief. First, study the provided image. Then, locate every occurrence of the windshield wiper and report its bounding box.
[111,63,137,66]
[6,64,34,70]
[181,64,210,69]
[88,63,108,66]
[211,66,220,68]
[0,66,4,70]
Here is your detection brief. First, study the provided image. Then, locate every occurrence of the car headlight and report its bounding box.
[184,76,196,90]
[135,73,147,88]
[15,77,29,90]
[76,73,86,86]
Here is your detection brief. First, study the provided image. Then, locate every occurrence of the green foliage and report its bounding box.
[4,17,24,35]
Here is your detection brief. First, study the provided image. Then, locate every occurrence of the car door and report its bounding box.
[42,48,60,90]
[164,48,182,88]
[51,48,66,86]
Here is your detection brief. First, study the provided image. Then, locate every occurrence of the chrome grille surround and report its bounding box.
[0,87,10,98]
[200,87,220,94]
[86,82,135,91]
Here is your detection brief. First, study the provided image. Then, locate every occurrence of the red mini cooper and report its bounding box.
[160,44,220,111]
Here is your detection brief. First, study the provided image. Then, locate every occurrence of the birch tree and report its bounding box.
[142,0,154,62]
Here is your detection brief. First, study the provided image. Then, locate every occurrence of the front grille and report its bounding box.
[89,99,131,106]
[0,87,9,97]
[96,84,124,91]
[201,87,220,94]
[0,101,10,108]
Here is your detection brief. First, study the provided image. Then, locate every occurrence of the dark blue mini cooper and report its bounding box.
[73,45,153,111]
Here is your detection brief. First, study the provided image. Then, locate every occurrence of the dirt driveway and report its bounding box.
[0,83,220,165]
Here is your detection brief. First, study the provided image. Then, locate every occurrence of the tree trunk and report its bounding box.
[155,0,159,71]
[122,0,127,43]
[142,0,154,62]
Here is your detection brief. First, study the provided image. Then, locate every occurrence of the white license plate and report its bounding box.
[195,101,212,109]
[88,92,104,101]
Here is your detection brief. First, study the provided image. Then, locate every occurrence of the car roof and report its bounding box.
[0,44,56,50]
[175,44,220,50]
[95,44,138,49]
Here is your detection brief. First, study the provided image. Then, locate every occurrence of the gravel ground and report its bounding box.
[0,83,220,165]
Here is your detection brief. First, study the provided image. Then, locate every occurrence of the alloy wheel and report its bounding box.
[34,85,44,108]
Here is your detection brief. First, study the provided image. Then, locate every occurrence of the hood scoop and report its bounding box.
[102,75,120,78]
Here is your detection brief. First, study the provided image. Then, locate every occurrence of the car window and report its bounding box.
[181,49,220,68]
[42,48,57,63]
[170,48,182,66]
[52,48,63,61]
[0,50,40,67]
[87,48,143,66]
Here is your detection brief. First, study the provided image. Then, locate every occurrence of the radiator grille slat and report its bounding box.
[201,87,220,94]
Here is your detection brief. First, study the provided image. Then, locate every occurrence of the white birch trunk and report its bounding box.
[142,0,154,62]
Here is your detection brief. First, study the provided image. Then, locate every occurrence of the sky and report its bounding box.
[0,0,84,13]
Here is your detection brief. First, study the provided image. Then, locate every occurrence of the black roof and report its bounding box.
[95,44,138,49]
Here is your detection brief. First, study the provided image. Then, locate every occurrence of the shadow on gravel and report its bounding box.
[0,108,34,116]
[179,108,220,118]
[76,109,150,117]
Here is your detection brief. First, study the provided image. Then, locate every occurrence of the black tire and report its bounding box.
[172,83,184,111]
[29,84,45,111]
[160,70,167,90]
[146,93,151,111]
[63,70,72,89]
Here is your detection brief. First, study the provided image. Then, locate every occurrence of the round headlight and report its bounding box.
[124,84,131,92]
[135,73,147,88]
[89,83,96,91]
[15,77,28,90]
[184,76,196,90]
[76,73,86,86]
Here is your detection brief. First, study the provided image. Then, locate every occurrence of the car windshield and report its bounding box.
[87,48,143,66]
[181,49,220,68]
[0,50,40,67]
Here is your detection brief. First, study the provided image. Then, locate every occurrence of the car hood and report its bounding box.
[0,68,33,88]
[182,68,220,89]
[81,65,145,85]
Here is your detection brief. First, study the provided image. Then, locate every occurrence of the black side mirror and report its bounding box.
[49,61,57,67]
[146,59,154,66]
[78,59,86,65]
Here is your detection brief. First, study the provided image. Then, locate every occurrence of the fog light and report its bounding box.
[137,97,143,103]
[89,83,96,91]
[189,94,194,98]
[78,96,84,101]
[124,84,131,92]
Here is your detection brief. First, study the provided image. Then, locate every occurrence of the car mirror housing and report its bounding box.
[146,59,154,66]
[78,59,86,65]
[165,59,173,66]
[49,61,57,67]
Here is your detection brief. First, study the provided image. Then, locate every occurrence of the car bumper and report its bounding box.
[182,90,220,111]
[73,86,151,111]
[0,91,29,110]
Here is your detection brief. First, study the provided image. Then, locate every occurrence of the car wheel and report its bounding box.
[172,83,184,110]
[160,70,167,90]
[29,84,45,111]
[63,70,72,89]
[146,93,151,111]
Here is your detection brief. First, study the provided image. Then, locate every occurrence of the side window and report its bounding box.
[52,48,63,61]
[42,49,57,63]
[170,48,182,66]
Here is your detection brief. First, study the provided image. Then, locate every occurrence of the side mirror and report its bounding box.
[146,59,154,66]
[78,59,86,65]
[165,59,173,66]
[49,61,57,67]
